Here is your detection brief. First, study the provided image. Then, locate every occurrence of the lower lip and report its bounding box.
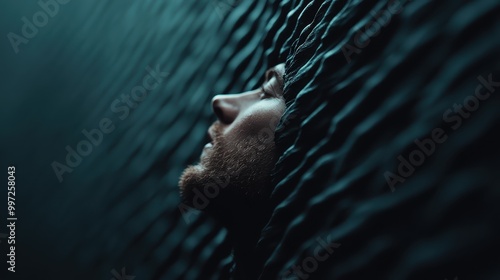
[201,143,213,159]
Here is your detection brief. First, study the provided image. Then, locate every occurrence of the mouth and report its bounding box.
[203,142,213,149]
[200,127,216,159]
[208,126,216,141]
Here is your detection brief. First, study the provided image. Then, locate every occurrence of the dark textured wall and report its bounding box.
[0,0,499,279]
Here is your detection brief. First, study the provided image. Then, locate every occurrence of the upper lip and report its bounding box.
[207,127,215,144]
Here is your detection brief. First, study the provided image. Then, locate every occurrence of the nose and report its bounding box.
[212,92,255,124]
[211,94,239,124]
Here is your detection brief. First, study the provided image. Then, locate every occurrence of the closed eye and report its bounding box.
[260,85,274,99]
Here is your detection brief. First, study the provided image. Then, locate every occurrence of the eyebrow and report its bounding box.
[265,69,285,90]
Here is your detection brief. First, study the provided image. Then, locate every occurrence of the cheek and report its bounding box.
[226,99,285,144]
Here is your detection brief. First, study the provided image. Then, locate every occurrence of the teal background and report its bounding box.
[0,1,253,278]
[1,0,500,279]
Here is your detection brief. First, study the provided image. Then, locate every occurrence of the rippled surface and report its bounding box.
[1,0,499,279]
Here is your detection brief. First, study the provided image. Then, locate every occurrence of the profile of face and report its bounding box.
[179,64,286,213]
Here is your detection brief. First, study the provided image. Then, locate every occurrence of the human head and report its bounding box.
[179,63,286,213]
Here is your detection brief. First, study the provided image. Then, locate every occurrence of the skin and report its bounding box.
[178,63,286,278]
[179,63,286,203]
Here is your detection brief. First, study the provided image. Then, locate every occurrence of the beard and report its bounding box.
[179,122,279,278]
[178,121,277,213]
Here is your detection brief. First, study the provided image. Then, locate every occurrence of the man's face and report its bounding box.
[179,64,286,210]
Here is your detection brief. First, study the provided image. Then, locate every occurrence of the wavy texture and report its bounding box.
[1,0,499,279]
